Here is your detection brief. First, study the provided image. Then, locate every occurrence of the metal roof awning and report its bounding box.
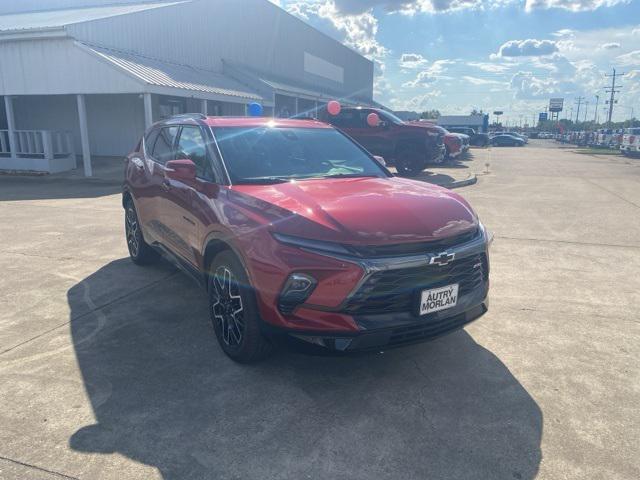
[82,44,267,104]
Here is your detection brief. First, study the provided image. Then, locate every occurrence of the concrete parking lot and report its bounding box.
[1,141,639,480]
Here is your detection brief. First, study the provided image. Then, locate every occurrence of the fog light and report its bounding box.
[278,273,317,315]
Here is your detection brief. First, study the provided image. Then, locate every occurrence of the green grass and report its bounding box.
[573,148,622,156]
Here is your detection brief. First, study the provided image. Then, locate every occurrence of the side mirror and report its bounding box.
[165,159,196,182]
[373,155,386,166]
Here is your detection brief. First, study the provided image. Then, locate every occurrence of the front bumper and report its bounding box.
[279,298,488,352]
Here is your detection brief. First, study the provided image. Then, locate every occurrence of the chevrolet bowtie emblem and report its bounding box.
[430,252,455,267]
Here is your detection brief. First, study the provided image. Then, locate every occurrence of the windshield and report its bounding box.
[213,127,388,184]
[380,110,405,124]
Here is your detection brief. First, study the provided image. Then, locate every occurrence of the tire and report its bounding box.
[208,251,274,363]
[394,146,424,177]
[125,200,159,265]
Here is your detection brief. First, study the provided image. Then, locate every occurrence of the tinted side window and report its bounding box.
[151,127,179,165]
[144,129,160,155]
[333,111,366,128]
[176,126,212,179]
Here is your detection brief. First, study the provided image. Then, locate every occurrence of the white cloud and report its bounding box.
[616,50,640,66]
[403,71,438,87]
[495,39,559,57]
[525,0,629,12]
[329,0,486,15]
[390,90,442,111]
[552,29,575,38]
[402,59,456,87]
[399,53,428,69]
[601,42,621,49]
[462,76,508,86]
[466,61,511,73]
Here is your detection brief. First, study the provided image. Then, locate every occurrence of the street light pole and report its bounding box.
[594,95,600,124]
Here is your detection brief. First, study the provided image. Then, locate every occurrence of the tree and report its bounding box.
[470,109,484,116]
[420,109,440,119]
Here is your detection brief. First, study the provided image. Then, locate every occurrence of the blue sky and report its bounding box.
[271,0,640,125]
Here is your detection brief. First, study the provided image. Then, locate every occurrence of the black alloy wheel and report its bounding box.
[208,251,273,363]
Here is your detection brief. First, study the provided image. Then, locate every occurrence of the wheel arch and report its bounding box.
[122,189,134,209]
[202,234,252,290]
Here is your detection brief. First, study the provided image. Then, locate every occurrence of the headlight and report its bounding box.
[480,222,494,248]
[272,232,351,256]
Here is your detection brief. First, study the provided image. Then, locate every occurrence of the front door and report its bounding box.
[162,125,215,266]
[138,125,179,245]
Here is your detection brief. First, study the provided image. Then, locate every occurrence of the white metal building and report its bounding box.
[0,0,375,175]
[436,115,489,133]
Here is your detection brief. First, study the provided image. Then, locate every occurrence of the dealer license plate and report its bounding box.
[419,284,459,316]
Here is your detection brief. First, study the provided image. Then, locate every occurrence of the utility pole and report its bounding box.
[605,68,625,125]
[594,95,600,124]
[574,96,584,124]
[584,101,589,123]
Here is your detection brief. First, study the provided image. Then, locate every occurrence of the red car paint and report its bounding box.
[123,116,489,350]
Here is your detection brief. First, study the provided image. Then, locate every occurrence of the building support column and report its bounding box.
[294,97,299,117]
[143,93,153,130]
[76,94,92,177]
[4,96,17,159]
[201,99,208,116]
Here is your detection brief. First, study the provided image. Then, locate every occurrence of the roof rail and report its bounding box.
[167,113,208,121]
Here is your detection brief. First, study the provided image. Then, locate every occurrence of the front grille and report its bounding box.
[346,228,479,258]
[343,253,488,316]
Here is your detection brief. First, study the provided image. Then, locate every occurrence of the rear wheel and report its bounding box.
[125,201,159,265]
[208,251,273,363]
[394,146,424,177]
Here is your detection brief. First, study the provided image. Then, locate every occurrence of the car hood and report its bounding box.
[229,177,478,245]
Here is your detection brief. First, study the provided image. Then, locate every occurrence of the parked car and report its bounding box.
[502,131,528,143]
[324,107,446,177]
[443,132,463,160]
[490,134,525,147]
[596,129,618,148]
[123,114,491,362]
[443,127,490,147]
[620,127,640,156]
[420,123,469,161]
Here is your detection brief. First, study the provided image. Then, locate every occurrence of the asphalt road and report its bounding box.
[1,140,639,480]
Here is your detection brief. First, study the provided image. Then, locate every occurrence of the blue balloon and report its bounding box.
[248,102,263,117]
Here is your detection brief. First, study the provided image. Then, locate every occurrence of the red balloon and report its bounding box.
[367,112,380,127]
[327,100,341,116]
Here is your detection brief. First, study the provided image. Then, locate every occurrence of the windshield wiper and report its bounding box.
[323,173,380,179]
[235,177,290,185]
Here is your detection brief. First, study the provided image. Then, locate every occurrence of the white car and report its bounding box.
[620,128,640,156]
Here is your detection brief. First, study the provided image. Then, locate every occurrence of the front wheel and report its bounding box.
[208,251,274,363]
[394,147,424,177]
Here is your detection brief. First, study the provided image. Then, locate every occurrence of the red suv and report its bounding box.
[123,114,490,362]
[324,107,446,176]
